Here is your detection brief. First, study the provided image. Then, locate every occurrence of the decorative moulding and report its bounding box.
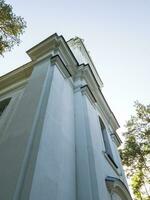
[26,33,58,61]
[68,37,103,88]
[105,176,132,200]
[0,61,33,94]
[51,55,71,79]
[81,85,97,105]
[77,64,120,133]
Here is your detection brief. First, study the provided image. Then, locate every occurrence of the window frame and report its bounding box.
[99,116,118,169]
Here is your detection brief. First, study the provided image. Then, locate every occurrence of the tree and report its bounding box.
[120,101,150,200]
[0,0,26,55]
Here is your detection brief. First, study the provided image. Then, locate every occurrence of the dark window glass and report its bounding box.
[0,98,11,117]
[99,117,118,168]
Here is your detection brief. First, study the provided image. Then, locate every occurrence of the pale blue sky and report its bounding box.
[1,0,150,131]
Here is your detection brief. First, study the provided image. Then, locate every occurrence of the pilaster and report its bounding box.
[74,79,100,200]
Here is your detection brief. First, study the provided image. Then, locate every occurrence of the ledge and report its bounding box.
[81,85,96,105]
[51,55,71,78]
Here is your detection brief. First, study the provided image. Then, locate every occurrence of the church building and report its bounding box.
[0,33,132,200]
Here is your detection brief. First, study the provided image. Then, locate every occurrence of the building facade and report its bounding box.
[0,34,132,200]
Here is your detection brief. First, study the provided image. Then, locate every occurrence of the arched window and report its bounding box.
[112,192,123,200]
[105,176,132,200]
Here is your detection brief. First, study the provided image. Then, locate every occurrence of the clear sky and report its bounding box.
[1,0,150,132]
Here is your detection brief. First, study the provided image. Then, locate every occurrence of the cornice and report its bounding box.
[58,35,79,66]
[0,33,120,137]
[77,64,120,133]
[54,38,77,76]
[26,34,78,71]
[81,85,96,105]
[0,34,79,93]
[80,64,100,90]
[68,37,83,49]
[0,54,53,93]
[0,61,33,93]
[51,55,71,78]
[26,33,58,61]
[67,37,103,88]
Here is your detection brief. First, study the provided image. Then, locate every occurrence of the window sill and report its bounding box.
[103,151,122,176]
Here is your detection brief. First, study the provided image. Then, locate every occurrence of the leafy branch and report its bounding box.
[120,102,150,200]
[0,0,26,55]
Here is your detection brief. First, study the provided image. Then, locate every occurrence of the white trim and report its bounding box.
[81,85,96,106]
[105,176,132,200]
[51,55,71,79]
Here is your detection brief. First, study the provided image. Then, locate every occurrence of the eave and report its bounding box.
[0,61,33,95]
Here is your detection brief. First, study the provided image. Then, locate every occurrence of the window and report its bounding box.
[99,117,118,168]
[0,98,11,117]
[105,176,132,200]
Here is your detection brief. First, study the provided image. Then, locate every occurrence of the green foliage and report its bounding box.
[131,170,144,200]
[0,0,26,55]
[120,101,150,200]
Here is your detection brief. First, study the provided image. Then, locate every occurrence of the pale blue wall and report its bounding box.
[30,66,76,200]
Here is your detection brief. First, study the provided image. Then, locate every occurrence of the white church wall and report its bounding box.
[29,65,76,200]
[0,87,25,143]
[84,94,127,200]
[0,58,54,200]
